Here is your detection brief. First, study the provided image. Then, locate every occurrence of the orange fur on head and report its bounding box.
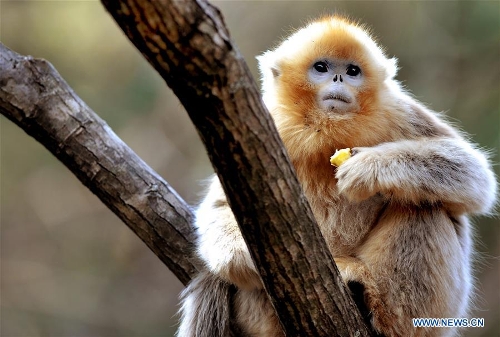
[257,15,402,164]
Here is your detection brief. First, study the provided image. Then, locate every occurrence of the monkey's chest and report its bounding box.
[308,193,386,256]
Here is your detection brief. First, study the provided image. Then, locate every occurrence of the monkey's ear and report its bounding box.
[270,66,280,78]
[256,51,281,78]
[385,57,398,79]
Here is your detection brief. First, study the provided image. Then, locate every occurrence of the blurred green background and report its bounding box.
[1,1,498,336]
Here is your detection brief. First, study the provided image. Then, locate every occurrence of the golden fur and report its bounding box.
[177,16,497,337]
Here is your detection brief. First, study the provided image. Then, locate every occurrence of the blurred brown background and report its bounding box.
[1,1,498,336]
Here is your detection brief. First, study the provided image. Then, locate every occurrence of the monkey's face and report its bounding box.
[258,16,400,153]
[308,59,364,115]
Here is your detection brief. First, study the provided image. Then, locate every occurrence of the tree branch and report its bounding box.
[1,0,376,334]
[101,1,373,336]
[0,43,202,286]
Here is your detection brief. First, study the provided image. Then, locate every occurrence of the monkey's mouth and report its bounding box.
[321,93,354,112]
[322,94,352,104]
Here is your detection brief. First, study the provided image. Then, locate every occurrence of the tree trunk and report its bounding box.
[0,0,375,335]
[100,1,373,336]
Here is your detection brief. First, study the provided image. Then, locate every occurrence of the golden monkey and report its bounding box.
[177,16,497,337]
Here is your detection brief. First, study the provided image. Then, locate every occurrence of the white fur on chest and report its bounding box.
[304,182,387,256]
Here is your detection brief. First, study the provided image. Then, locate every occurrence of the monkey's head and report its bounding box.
[258,16,401,158]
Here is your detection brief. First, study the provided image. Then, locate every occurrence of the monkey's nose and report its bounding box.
[333,75,343,82]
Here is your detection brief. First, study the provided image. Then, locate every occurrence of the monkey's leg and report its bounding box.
[356,204,471,337]
[196,178,262,290]
[334,256,390,335]
[234,288,284,337]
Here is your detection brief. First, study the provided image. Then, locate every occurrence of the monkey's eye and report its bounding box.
[313,61,328,73]
[346,64,361,76]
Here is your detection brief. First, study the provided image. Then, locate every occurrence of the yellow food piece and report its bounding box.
[330,148,351,167]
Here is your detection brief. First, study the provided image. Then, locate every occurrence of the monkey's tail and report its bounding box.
[177,271,240,337]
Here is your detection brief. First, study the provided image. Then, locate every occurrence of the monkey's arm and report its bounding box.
[195,176,262,290]
[336,137,497,214]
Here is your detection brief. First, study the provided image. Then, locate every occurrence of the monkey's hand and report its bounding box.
[335,147,382,202]
[336,138,496,213]
[195,177,263,290]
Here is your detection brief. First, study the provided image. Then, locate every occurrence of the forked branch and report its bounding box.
[0,0,375,335]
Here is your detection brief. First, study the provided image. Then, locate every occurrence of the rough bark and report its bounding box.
[100,1,373,336]
[0,43,201,286]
